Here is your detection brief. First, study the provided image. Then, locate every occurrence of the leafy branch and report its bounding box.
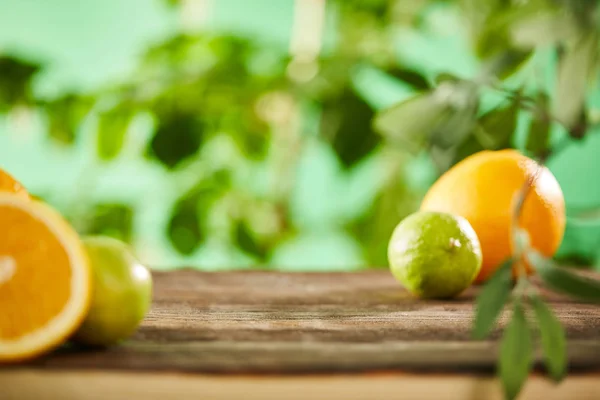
[374,0,600,398]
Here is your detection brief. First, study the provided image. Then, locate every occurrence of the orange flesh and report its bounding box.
[0,205,71,340]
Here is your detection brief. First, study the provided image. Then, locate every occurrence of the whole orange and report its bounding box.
[420,149,565,283]
[0,169,29,199]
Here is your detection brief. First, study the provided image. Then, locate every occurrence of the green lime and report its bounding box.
[388,211,482,299]
[72,236,153,346]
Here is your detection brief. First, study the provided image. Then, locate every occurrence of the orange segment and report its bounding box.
[0,169,29,199]
[0,194,90,362]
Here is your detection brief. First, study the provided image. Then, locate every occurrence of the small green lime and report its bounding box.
[73,236,152,346]
[388,211,482,299]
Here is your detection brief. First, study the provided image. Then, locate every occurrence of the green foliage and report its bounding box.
[472,259,513,340]
[529,251,600,303]
[476,101,519,150]
[167,174,227,255]
[147,113,205,169]
[373,90,450,152]
[531,294,567,382]
[44,94,94,145]
[168,192,205,256]
[525,93,551,155]
[349,164,418,266]
[0,56,40,111]
[554,31,599,130]
[499,301,533,400]
[86,204,134,243]
[97,106,134,161]
[234,218,269,262]
[322,87,380,168]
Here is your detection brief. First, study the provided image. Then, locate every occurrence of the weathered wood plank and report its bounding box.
[5,270,600,374]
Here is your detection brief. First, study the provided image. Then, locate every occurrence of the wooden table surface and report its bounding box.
[3,270,600,400]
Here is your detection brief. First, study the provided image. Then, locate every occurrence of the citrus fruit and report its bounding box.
[0,194,91,362]
[72,236,152,347]
[420,149,565,283]
[388,211,482,299]
[0,169,29,199]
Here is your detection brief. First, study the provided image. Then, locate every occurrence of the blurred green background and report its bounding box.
[0,0,599,270]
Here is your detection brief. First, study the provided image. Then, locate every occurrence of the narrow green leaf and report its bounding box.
[234,219,268,261]
[528,251,600,303]
[482,49,533,80]
[499,301,533,400]
[531,295,567,382]
[429,144,457,172]
[452,134,485,166]
[167,196,203,256]
[525,94,551,155]
[510,10,579,47]
[322,87,380,168]
[97,107,134,161]
[386,67,431,90]
[477,101,520,150]
[373,92,448,152]
[554,32,599,129]
[473,259,514,339]
[375,82,479,152]
[430,93,478,150]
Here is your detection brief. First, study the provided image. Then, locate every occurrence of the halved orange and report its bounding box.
[0,194,91,362]
[0,169,29,199]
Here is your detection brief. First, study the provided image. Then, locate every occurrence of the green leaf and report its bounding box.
[168,192,204,256]
[374,82,477,151]
[531,295,567,382]
[349,168,417,266]
[321,87,380,168]
[386,67,430,91]
[431,83,479,150]
[374,93,438,151]
[466,3,534,78]
[499,301,533,400]
[452,134,485,166]
[234,219,268,261]
[147,112,205,169]
[462,0,510,59]
[431,108,478,150]
[510,9,580,48]
[235,107,270,161]
[429,145,457,172]
[97,106,134,161]
[525,94,551,155]
[554,32,599,129]
[167,174,227,256]
[86,203,134,243]
[528,251,600,303]
[484,50,534,80]
[473,259,514,339]
[45,95,94,145]
[477,101,520,150]
[0,56,41,111]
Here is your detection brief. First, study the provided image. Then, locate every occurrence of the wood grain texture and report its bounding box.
[5,269,600,374]
[3,370,600,400]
